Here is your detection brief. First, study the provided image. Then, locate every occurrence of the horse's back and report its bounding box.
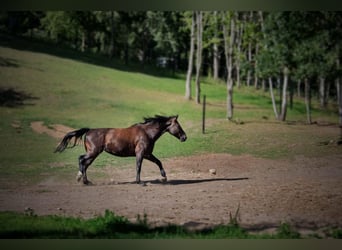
[102,126,144,157]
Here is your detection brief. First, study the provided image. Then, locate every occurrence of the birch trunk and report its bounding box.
[253,43,259,89]
[338,80,342,138]
[246,42,252,87]
[235,13,243,88]
[213,11,220,81]
[279,66,289,121]
[246,11,253,87]
[305,78,312,124]
[195,11,203,104]
[297,79,301,97]
[185,12,196,100]
[336,57,342,138]
[109,11,115,58]
[269,78,279,119]
[319,76,326,108]
[223,12,236,120]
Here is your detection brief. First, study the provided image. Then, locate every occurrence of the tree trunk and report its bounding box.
[213,11,220,81]
[338,81,342,139]
[195,11,203,104]
[338,80,342,138]
[297,79,301,97]
[109,11,115,58]
[81,31,86,52]
[246,42,252,87]
[246,11,253,87]
[279,66,289,121]
[336,57,342,138]
[185,12,196,100]
[223,12,236,120]
[326,80,331,107]
[253,43,259,89]
[305,78,312,124]
[277,77,282,112]
[213,43,219,80]
[319,76,327,108]
[269,78,279,119]
[235,13,243,88]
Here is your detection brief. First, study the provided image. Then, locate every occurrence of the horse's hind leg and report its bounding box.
[78,153,98,184]
[77,131,105,185]
[77,154,86,182]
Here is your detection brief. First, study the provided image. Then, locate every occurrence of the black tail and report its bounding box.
[54,128,90,153]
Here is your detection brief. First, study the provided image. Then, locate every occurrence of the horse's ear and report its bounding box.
[175,115,179,120]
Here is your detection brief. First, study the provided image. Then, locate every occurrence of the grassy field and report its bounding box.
[1,36,341,238]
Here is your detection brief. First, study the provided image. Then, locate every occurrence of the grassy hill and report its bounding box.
[0,36,341,182]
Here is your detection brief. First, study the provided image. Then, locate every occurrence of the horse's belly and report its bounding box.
[104,142,136,157]
[107,150,135,157]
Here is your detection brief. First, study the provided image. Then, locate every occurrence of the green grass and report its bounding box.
[0,211,304,239]
[1,211,340,239]
[0,37,341,182]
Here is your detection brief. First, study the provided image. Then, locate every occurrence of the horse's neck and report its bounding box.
[144,123,167,141]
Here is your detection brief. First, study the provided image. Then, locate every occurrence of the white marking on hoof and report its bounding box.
[76,171,83,182]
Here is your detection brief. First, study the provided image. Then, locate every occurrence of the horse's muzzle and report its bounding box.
[180,134,187,142]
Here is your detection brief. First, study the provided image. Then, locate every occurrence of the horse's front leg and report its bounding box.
[135,144,145,184]
[144,154,167,181]
[135,156,143,184]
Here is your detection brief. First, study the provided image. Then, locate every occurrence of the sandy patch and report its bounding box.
[30,121,74,139]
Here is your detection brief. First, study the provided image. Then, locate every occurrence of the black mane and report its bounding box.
[141,115,176,124]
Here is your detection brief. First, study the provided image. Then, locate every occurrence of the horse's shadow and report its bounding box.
[156,177,249,185]
[116,177,249,186]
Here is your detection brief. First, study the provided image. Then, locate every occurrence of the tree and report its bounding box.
[337,55,342,139]
[222,11,236,120]
[212,11,221,81]
[41,11,77,44]
[234,12,244,88]
[1,11,43,36]
[291,12,342,124]
[260,12,299,122]
[185,11,195,100]
[195,11,203,104]
[7,11,342,128]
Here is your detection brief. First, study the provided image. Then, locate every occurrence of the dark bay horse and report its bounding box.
[55,115,187,184]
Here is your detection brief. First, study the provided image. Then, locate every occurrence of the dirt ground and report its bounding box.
[1,122,342,235]
[1,152,342,234]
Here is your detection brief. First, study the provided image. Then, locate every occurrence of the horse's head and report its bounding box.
[166,115,187,142]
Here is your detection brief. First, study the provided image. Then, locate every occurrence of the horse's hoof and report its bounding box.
[76,171,83,182]
[82,178,92,185]
[140,182,147,187]
[161,177,167,183]
[83,181,93,186]
[161,169,166,178]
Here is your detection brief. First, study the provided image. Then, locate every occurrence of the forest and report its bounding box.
[1,11,342,129]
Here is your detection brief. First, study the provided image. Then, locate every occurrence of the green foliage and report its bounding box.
[329,228,342,239]
[276,223,301,239]
[5,211,338,239]
[0,211,188,238]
